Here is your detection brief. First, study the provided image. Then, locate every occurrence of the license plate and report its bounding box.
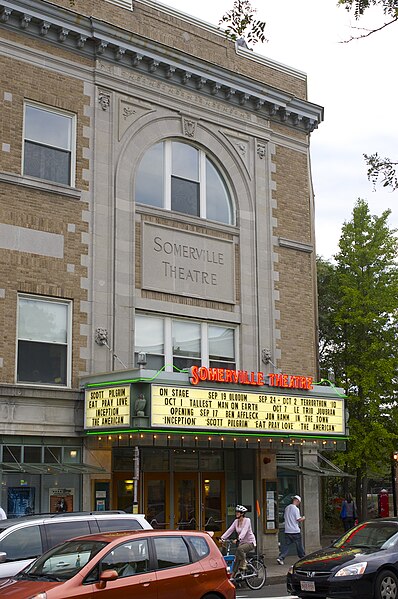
[300,581,316,592]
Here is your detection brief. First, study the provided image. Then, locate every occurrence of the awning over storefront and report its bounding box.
[0,462,106,474]
[281,459,354,478]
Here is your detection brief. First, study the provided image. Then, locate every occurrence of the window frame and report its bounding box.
[135,313,238,372]
[22,101,76,187]
[16,294,73,388]
[152,535,192,570]
[135,140,235,225]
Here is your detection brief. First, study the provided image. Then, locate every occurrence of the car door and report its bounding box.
[153,535,205,599]
[91,538,157,598]
[0,524,44,577]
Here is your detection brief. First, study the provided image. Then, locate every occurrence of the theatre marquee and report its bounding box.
[151,385,345,436]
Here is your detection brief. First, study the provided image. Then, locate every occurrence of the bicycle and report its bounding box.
[220,540,267,590]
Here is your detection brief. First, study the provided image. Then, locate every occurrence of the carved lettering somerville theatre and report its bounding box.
[142,223,235,303]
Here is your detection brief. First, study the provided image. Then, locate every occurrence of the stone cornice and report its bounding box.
[0,0,324,132]
[278,237,314,253]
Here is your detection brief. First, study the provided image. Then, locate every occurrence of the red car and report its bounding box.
[0,529,235,599]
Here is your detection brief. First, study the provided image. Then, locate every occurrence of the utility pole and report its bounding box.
[392,452,398,517]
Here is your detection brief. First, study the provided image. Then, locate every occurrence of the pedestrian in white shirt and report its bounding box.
[277,495,305,565]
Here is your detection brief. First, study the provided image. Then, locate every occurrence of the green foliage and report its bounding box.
[338,1,398,190]
[317,256,340,370]
[338,0,398,18]
[318,200,398,500]
[219,0,267,46]
[364,152,398,191]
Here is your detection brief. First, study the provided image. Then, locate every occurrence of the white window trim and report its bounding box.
[136,313,238,372]
[199,151,207,219]
[136,140,235,225]
[164,142,172,211]
[22,101,76,187]
[16,294,73,388]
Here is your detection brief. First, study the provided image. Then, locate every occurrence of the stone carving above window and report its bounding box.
[98,90,111,111]
[118,98,155,140]
[182,117,196,138]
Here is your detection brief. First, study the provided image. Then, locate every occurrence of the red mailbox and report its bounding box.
[378,489,389,518]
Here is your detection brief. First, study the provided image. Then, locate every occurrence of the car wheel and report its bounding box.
[375,569,398,599]
[202,595,220,599]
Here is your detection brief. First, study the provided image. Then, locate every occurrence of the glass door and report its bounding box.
[202,472,225,541]
[144,473,170,529]
[113,472,136,512]
[174,472,199,530]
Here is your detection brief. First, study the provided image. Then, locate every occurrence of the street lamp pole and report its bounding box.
[392,452,398,517]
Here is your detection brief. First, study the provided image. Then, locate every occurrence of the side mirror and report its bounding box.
[98,569,118,589]
[0,552,7,564]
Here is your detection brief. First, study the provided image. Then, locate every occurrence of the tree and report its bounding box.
[318,199,398,518]
[339,0,398,35]
[317,256,340,372]
[365,152,398,191]
[219,0,267,47]
[338,1,398,188]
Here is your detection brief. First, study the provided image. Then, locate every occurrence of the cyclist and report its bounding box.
[220,504,256,579]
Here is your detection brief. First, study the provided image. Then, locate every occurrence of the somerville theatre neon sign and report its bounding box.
[189,366,313,390]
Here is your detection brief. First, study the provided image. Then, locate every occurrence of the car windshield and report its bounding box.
[20,540,107,582]
[333,522,398,550]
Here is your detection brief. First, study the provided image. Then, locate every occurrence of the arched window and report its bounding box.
[135,141,234,225]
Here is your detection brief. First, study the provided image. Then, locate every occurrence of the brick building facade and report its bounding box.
[0,0,345,553]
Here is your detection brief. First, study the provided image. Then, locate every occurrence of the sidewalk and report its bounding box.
[264,535,336,585]
[264,555,297,585]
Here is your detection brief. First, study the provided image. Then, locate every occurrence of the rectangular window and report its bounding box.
[17,295,71,386]
[23,446,42,463]
[45,521,91,548]
[135,314,236,372]
[23,103,75,186]
[135,315,164,369]
[208,325,236,369]
[154,536,190,569]
[172,320,201,371]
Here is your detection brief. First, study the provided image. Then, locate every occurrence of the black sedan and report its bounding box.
[287,519,398,599]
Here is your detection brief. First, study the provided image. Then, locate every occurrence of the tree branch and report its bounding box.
[339,15,398,41]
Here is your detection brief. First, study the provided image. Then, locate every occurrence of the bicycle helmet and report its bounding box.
[235,504,248,513]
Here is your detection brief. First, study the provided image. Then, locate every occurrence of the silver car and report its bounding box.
[0,511,152,577]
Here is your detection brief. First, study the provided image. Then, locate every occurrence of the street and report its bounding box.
[236,582,296,598]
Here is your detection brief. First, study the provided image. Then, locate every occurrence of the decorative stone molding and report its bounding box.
[20,14,31,28]
[58,28,69,42]
[96,40,108,55]
[98,91,111,111]
[114,46,126,61]
[257,143,266,159]
[0,7,12,22]
[122,105,136,120]
[118,98,155,140]
[181,71,191,85]
[95,328,108,346]
[236,142,247,156]
[0,0,323,133]
[165,65,176,79]
[77,34,87,49]
[278,237,314,253]
[148,59,159,73]
[182,117,196,138]
[40,20,50,36]
[131,52,143,67]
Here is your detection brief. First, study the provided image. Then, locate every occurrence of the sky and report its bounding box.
[155,0,398,260]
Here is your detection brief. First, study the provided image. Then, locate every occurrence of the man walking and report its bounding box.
[277,495,305,565]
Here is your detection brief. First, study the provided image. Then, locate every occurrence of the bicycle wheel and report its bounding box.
[245,558,266,590]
